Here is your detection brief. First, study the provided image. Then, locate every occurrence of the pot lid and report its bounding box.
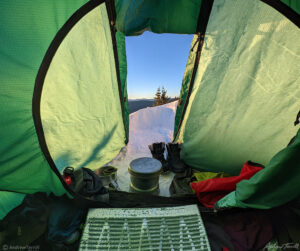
[129,157,162,174]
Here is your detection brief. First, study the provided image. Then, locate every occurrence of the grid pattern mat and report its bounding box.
[79,205,211,251]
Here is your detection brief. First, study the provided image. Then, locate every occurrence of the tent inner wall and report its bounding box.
[0,0,96,220]
[41,4,126,172]
[0,0,128,220]
[175,0,300,175]
[115,0,202,35]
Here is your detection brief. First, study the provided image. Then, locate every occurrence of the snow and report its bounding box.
[109,101,178,196]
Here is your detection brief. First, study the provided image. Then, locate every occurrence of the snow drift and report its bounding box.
[109,101,178,196]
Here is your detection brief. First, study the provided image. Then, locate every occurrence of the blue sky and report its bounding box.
[125,32,193,99]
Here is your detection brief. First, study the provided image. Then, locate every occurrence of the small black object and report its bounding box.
[80,168,107,197]
[166,143,186,173]
[63,166,74,176]
[62,166,109,203]
[148,142,169,173]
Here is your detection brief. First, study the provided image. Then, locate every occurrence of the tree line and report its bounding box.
[153,86,179,106]
[153,86,169,106]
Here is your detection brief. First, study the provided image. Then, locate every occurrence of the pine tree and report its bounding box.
[161,86,169,104]
[153,87,161,106]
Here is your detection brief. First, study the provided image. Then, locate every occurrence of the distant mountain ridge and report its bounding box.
[128,99,154,114]
[128,98,177,114]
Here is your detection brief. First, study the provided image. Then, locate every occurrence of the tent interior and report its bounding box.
[0,0,299,250]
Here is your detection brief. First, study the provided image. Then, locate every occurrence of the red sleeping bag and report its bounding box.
[191,161,263,208]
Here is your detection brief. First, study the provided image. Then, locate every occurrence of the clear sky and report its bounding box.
[125,32,193,99]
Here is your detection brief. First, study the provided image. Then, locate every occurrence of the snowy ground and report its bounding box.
[109,101,178,196]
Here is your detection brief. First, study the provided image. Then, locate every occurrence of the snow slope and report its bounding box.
[109,101,177,196]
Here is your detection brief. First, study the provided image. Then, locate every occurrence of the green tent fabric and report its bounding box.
[280,0,300,14]
[0,0,92,196]
[175,0,300,175]
[41,4,126,171]
[174,36,198,137]
[217,129,300,209]
[0,0,299,221]
[115,0,202,35]
[0,192,26,221]
[0,0,128,219]
[114,0,300,36]
[116,31,130,142]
